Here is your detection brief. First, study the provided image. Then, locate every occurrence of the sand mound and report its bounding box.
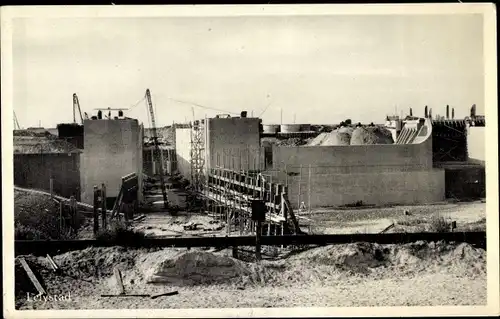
[350,126,394,145]
[307,128,353,146]
[53,247,141,279]
[147,251,253,286]
[287,241,485,277]
[289,242,389,274]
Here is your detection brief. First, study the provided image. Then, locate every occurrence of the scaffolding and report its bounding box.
[190,119,206,195]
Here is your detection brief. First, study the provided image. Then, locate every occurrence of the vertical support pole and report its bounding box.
[93,185,99,235]
[308,164,312,213]
[256,219,262,261]
[151,148,154,175]
[69,196,76,236]
[50,178,54,199]
[101,183,107,230]
[298,164,302,210]
[285,164,288,187]
[59,200,63,237]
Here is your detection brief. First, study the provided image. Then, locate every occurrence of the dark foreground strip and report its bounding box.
[15,231,486,256]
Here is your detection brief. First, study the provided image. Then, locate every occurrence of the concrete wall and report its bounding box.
[175,128,192,181]
[14,153,81,200]
[285,169,445,208]
[80,119,142,204]
[207,117,262,171]
[268,119,444,208]
[137,124,144,202]
[467,126,485,165]
[272,137,433,174]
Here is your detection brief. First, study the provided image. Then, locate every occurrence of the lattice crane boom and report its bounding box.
[145,89,169,210]
[73,93,84,124]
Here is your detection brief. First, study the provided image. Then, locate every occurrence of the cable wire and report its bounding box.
[167,97,239,115]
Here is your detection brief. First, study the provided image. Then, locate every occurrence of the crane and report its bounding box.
[73,93,84,124]
[13,111,21,130]
[145,88,169,210]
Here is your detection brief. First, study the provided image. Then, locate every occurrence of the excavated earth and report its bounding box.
[14,241,486,309]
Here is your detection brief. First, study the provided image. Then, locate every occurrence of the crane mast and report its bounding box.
[145,89,169,210]
[73,93,84,124]
[13,111,21,130]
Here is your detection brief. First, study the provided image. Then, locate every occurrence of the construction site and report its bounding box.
[13,90,487,309]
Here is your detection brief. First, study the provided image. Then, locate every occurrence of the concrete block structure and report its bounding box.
[175,116,263,181]
[206,117,262,171]
[267,118,446,208]
[80,118,144,205]
[14,135,82,200]
[174,116,450,208]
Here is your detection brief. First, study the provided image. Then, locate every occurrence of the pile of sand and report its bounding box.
[146,251,254,286]
[15,190,63,240]
[52,247,147,279]
[14,241,485,304]
[350,126,394,145]
[308,131,352,146]
[286,241,485,278]
[307,126,354,146]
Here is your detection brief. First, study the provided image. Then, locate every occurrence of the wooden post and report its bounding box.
[50,178,54,199]
[69,196,76,235]
[298,164,302,209]
[114,267,125,295]
[255,219,262,261]
[285,164,288,187]
[59,200,63,237]
[93,185,99,235]
[151,148,154,175]
[308,164,312,212]
[101,183,107,230]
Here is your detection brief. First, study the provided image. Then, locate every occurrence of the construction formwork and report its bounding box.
[203,167,302,236]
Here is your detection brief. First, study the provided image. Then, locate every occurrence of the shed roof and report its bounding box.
[14,136,82,154]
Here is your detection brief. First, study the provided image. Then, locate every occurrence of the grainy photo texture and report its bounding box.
[2,4,498,318]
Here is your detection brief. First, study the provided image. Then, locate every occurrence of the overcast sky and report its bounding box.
[13,14,484,128]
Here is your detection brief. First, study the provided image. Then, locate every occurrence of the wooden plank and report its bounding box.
[18,257,46,295]
[209,174,263,192]
[114,267,125,295]
[204,191,285,223]
[101,294,150,298]
[46,254,59,272]
[101,183,107,230]
[93,186,99,235]
[151,291,179,299]
[132,214,146,222]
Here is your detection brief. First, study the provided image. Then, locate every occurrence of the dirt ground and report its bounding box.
[299,200,486,234]
[15,241,486,309]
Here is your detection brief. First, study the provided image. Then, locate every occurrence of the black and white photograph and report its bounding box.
[2,3,498,318]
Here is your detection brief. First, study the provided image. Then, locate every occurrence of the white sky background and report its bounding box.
[12,14,484,128]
